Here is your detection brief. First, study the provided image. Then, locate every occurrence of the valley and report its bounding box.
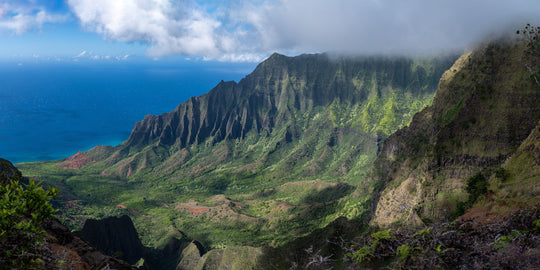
[19,54,456,251]
[10,36,540,269]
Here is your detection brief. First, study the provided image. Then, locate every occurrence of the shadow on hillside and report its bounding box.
[301,182,355,204]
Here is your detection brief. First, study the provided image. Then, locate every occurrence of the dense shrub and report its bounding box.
[0,172,57,268]
[453,172,488,217]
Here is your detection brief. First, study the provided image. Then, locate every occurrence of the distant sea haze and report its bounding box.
[0,60,255,164]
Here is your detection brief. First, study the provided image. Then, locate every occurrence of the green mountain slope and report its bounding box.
[256,38,540,270]
[18,53,456,248]
[370,39,540,227]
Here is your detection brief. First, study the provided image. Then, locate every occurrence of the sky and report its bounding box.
[0,0,540,63]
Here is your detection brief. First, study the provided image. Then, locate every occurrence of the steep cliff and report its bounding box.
[75,215,147,264]
[370,40,540,226]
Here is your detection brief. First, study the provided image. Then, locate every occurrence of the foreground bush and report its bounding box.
[0,160,57,268]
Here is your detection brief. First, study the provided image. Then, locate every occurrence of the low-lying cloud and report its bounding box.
[253,0,540,56]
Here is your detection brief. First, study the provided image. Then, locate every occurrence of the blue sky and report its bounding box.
[1,0,540,62]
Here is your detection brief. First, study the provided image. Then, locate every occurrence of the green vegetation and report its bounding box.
[465,172,488,202]
[395,243,412,261]
[453,172,489,218]
[18,54,456,250]
[3,36,538,269]
[347,229,393,264]
[439,99,463,126]
[0,160,58,268]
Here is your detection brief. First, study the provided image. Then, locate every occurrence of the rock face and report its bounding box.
[370,40,540,226]
[486,120,540,213]
[176,244,261,270]
[75,215,147,265]
[0,158,23,184]
[43,218,138,270]
[126,54,442,149]
[176,241,206,270]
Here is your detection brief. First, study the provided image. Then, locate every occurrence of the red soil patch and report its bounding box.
[237,159,263,173]
[116,204,127,209]
[128,209,138,216]
[270,202,292,215]
[457,194,510,227]
[192,163,216,176]
[458,205,503,227]
[59,151,94,169]
[59,146,111,170]
[189,207,210,213]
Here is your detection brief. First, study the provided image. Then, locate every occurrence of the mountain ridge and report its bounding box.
[85,53,455,181]
[369,39,540,226]
[18,52,457,250]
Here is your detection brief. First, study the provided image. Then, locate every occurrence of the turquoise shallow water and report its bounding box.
[0,60,256,163]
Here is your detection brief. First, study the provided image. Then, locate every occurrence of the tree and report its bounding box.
[516,23,540,50]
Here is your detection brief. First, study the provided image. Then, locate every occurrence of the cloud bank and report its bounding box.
[6,0,540,61]
[253,0,540,56]
[66,0,540,61]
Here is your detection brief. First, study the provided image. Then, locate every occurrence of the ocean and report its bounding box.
[0,60,256,164]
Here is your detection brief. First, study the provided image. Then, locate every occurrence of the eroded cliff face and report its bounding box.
[370,40,540,227]
[486,120,540,214]
[75,215,146,265]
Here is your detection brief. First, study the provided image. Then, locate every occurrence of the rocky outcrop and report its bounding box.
[74,215,147,265]
[0,157,23,184]
[188,246,262,270]
[176,241,206,270]
[43,218,138,270]
[370,40,540,226]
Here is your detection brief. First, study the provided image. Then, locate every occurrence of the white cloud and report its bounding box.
[72,51,129,61]
[0,2,66,34]
[67,0,254,60]
[75,50,87,58]
[67,0,540,61]
[116,55,129,61]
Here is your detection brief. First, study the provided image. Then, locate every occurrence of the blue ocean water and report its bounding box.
[0,60,256,163]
